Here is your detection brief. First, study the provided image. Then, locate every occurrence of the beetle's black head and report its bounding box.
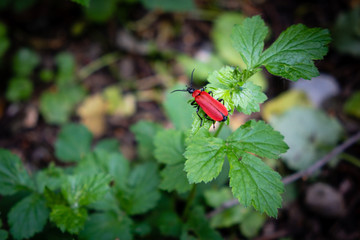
[170,69,196,94]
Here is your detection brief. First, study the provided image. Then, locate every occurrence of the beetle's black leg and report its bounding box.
[196,105,203,126]
[208,91,213,97]
[217,98,224,104]
[191,100,198,108]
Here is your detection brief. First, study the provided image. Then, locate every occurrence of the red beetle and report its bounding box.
[171,69,229,127]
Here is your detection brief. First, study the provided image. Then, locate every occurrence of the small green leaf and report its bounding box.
[0,149,34,195]
[55,123,93,162]
[156,211,182,237]
[184,137,226,183]
[260,24,331,81]
[232,81,267,114]
[231,15,268,69]
[227,120,288,159]
[40,85,86,124]
[71,0,90,7]
[94,138,119,153]
[61,173,112,207]
[154,129,185,165]
[35,163,64,193]
[80,211,133,240]
[228,153,283,217]
[130,121,163,161]
[55,52,76,87]
[13,48,40,77]
[154,130,191,193]
[160,164,191,193]
[118,162,160,215]
[8,194,49,240]
[49,205,87,234]
[207,67,267,115]
[5,77,33,102]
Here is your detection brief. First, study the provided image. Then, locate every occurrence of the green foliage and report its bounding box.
[40,85,86,124]
[49,205,88,234]
[5,77,33,102]
[85,0,117,22]
[130,121,163,161]
[8,194,48,240]
[185,120,287,217]
[117,162,161,215]
[154,130,192,193]
[0,149,34,195]
[231,15,331,81]
[80,212,133,240]
[55,123,93,162]
[13,48,40,77]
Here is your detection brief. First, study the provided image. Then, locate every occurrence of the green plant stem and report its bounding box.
[340,153,360,168]
[78,53,120,80]
[213,122,224,138]
[182,184,197,221]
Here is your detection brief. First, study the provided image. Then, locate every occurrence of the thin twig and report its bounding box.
[206,131,360,218]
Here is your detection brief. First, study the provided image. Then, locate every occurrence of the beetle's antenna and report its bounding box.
[171,89,188,93]
[190,68,195,87]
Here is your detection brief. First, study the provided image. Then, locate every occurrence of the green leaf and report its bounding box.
[164,84,194,130]
[184,137,226,183]
[154,130,191,193]
[61,173,112,207]
[184,206,222,240]
[71,0,90,7]
[156,211,182,237]
[5,77,33,102]
[55,123,93,162]
[0,149,34,195]
[80,211,132,240]
[140,0,195,12]
[260,24,331,81]
[160,164,191,193]
[49,205,87,234]
[118,162,160,215]
[13,48,40,77]
[8,194,49,240]
[154,129,185,165]
[232,81,267,114]
[94,138,119,153]
[270,107,343,170]
[55,52,76,87]
[35,163,64,193]
[231,15,268,69]
[130,121,163,161]
[228,153,283,218]
[40,85,86,124]
[207,66,267,115]
[227,120,288,159]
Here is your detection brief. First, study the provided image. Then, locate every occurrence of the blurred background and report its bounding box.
[0,0,360,239]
